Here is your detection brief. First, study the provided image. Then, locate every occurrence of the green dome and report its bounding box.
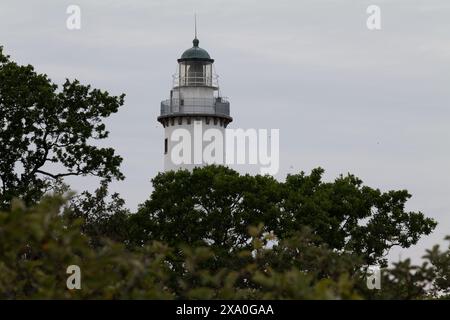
[179,38,213,61]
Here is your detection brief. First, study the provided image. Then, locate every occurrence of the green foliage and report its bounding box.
[0,196,174,299]
[0,197,360,299]
[283,169,436,266]
[0,46,125,210]
[360,237,450,299]
[66,179,131,247]
[1,196,447,299]
[425,236,450,297]
[132,166,436,267]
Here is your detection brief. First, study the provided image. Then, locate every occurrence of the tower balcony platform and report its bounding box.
[159,97,231,121]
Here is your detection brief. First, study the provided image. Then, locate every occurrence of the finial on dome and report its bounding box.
[193,13,199,47]
[193,38,199,47]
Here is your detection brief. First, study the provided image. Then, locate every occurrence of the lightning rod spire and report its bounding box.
[194,13,198,39]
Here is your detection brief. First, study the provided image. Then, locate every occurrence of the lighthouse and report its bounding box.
[158,36,232,171]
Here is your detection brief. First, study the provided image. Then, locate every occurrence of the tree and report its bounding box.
[1,195,447,299]
[0,196,173,299]
[132,165,437,267]
[66,179,131,248]
[362,236,450,299]
[281,168,437,266]
[0,46,125,210]
[0,196,361,299]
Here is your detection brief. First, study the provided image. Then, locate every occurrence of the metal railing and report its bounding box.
[160,97,230,117]
[172,72,219,87]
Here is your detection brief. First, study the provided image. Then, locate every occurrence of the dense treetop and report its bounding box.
[0,46,125,210]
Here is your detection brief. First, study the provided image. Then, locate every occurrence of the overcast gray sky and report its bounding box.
[1,0,449,263]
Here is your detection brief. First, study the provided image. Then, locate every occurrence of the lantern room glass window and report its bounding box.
[179,61,212,86]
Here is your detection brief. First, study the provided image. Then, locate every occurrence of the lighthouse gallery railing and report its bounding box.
[160,98,230,117]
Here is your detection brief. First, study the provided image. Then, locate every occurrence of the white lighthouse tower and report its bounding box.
[158,35,232,171]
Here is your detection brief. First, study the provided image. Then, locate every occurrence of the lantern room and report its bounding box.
[176,38,216,88]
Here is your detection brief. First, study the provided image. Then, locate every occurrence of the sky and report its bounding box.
[1,0,449,264]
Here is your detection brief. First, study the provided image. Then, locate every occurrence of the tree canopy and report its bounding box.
[0,46,125,210]
[0,195,448,299]
[131,166,436,267]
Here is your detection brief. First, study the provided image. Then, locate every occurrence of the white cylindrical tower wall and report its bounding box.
[162,117,227,171]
